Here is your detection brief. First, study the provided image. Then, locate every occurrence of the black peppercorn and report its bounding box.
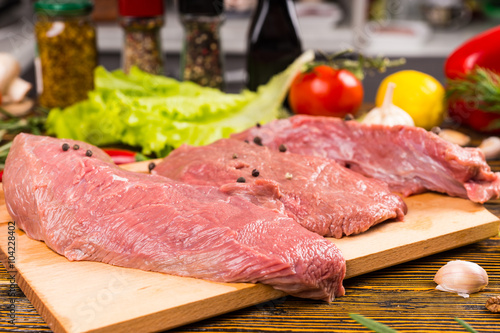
[344,113,355,121]
[148,162,156,172]
[62,143,70,151]
[86,150,93,157]
[252,169,260,177]
[237,177,246,183]
[253,136,263,146]
[256,122,261,128]
[73,144,79,150]
[431,126,441,134]
[279,144,287,152]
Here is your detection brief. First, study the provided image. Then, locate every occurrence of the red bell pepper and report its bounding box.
[0,170,3,183]
[445,25,500,79]
[445,25,500,133]
[103,149,138,165]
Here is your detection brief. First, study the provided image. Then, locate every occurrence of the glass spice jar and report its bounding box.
[34,0,98,109]
[118,0,165,75]
[179,0,225,90]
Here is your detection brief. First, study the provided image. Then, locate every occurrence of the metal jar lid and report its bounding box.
[119,0,164,17]
[34,0,93,16]
[179,0,224,16]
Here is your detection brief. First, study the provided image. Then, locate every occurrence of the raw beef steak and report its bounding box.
[154,139,407,238]
[232,115,500,203]
[3,133,346,301]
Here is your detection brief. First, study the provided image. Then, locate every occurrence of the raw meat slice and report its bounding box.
[154,139,407,238]
[3,133,346,301]
[232,115,500,203]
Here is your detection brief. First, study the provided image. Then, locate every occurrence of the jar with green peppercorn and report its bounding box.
[179,0,225,90]
[118,0,165,75]
[34,0,98,109]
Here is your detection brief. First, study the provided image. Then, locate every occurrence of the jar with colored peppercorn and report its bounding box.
[118,0,165,75]
[179,0,225,90]
[34,0,98,109]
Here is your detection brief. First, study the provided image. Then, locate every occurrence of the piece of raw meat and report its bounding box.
[154,138,407,238]
[3,133,346,301]
[232,115,500,203]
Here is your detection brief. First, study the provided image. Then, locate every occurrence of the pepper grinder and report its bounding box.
[179,0,225,90]
[246,0,302,91]
[119,0,165,75]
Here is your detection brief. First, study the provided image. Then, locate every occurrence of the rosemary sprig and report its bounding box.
[309,49,406,80]
[350,313,478,332]
[446,67,500,113]
[0,106,47,169]
[0,116,46,134]
[349,313,398,333]
[0,141,12,170]
[455,318,479,333]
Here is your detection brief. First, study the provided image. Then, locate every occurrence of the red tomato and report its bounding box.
[288,65,364,118]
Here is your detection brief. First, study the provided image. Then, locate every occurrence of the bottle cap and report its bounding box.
[118,0,164,17]
[179,0,224,16]
[34,0,93,16]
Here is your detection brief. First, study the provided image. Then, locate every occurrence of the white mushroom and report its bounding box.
[5,77,32,103]
[0,53,21,95]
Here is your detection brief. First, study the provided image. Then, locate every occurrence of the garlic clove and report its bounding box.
[361,82,415,127]
[437,129,471,147]
[478,136,500,160]
[434,260,488,298]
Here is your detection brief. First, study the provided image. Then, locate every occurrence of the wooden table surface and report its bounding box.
[1,150,500,333]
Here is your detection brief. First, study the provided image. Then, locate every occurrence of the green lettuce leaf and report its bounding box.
[46,51,314,156]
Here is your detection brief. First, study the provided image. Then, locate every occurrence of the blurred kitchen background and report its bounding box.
[1,0,499,102]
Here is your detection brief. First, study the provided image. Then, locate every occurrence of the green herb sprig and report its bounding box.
[0,106,47,169]
[306,49,406,81]
[349,313,478,333]
[446,67,500,113]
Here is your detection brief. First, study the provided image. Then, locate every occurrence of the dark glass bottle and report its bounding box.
[246,0,302,91]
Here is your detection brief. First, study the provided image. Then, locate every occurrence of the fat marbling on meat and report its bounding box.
[232,115,500,203]
[3,133,346,301]
[154,138,407,238]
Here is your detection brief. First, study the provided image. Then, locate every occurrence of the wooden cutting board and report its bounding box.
[0,161,499,333]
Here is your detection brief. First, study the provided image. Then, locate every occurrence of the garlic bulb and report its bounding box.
[361,82,415,126]
[434,260,488,298]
